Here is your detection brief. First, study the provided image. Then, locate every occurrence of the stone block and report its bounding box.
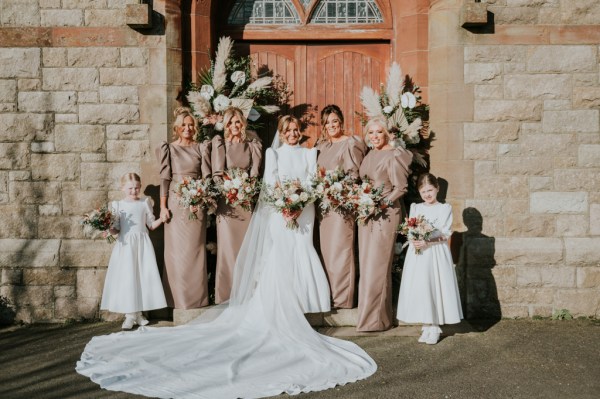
[85,9,126,26]
[40,0,62,7]
[55,114,78,124]
[14,306,54,323]
[108,0,131,9]
[0,143,29,169]
[106,140,151,162]
[503,63,526,74]
[472,161,497,175]
[55,124,104,152]
[99,310,122,322]
[42,48,67,67]
[77,268,107,298]
[54,285,76,298]
[560,0,600,25]
[504,200,529,215]
[0,80,17,103]
[0,49,40,79]
[9,181,61,205]
[573,73,597,86]
[493,6,539,25]
[106,124,149,140]
[530,192,587,214]
[521,134,577,156]
[38,216,86,239]
[18,91,77,113]
[516,266,576,288]
[0,172,7,192]
[40,9,83,26]
[80,161,140,190]
[42,68,98,91]
[17,79,41,91]
[0,0,40,26]
[491,266,517,287]
[590,204,600,235]
[67,48,119,67]
[529,306,553,318]
[78,91,98,104]
[542,110,599,133]
[464,122,520,142]
[0,205,37,238]
[529,176,553,191]
[23,268,76,286]
[497,287,555,305]
[527,45,596,73]
[39,204,61,216]
[54,296,100,320]
[500,305,529,319]
[565,238,600,266]
[120,48,149,67]
[578,144,600,167]
[555,290,599,317]
[99,67,147,86]
[474,100,542,122]
[81,153,106,162]
[62,0,107,8]
[495,238,563,265]
[505,214,555,237]
[574,87,600,110]
[464,143,497,160]
[474,84,503,99]
[498,157,552,175]
[1,268,22,285]
[498,143,520,156]
[0,239,60,267]
[126,3,152,28]
[543,100,571,111]
[30,141,55,153]
[504,74,571,100]
[474,175,528,199]
[60,240,113,267]
[31,153,79,181]
[464,46,527,63]
[99,86,139,104]
[464,63,503,84]
[555,169,600,191]
[62,190,107,216]
[79,104,139,124]
[576,267,600,289]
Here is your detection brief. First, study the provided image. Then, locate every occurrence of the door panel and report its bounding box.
[236,42,389,146]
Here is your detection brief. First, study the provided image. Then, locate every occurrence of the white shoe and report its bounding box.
[418,327,430,343]
[136,314,149,326]
[122,316,135,330]
[425,326,441,345]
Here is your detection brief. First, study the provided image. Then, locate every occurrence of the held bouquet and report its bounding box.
[263,179,317,230]
[347,177,390,226]
[398,215,435,255]
[215,168,261,211]
[312,166,355,216]
[172,177,219,220]
[81,206,117,243]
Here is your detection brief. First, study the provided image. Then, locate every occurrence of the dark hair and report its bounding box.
[416,173,439,191]
[319,104,344,142]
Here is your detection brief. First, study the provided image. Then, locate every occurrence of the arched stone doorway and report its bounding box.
[183,0,429,145]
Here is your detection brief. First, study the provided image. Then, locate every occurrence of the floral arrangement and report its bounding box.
[263,179,317,230]
[312,166,355,216]
[186,36,289,140]
[398,215,435,255]
[172,177,219,220]
[359,62,432,168]
[347,177,390,226]
[81,206,117,243]
[215,168,261,211]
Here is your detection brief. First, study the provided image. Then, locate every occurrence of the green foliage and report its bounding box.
[0,295,16,326]
[552,308,573,320]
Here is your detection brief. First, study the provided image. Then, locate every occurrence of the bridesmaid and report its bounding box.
[211,107,262,304]
[356,117,412,332]
[316,104,366,309]
[157,107,212,309]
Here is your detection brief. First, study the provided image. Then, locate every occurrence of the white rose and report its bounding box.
[275,199,285,207]
[242,172,249,179]
[200,85,214,100]
[214,121,224,131]
[223,180,232,190]
[316,184,325,194]
[332,182,343,192]
[213,94,231,112]
[232,178,242,189]
[383,105,394,114]
[299,192,309,202]
[290,193,300,203]
[359,194,374,205]
[245,186,252,193]
[230,71,246,85]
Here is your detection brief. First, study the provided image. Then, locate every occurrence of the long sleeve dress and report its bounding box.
[316,136,366,308]
[100,198,167,314]
[356,147,412,332]
[156,141,211,309]
[211,134,263,304]
[396,202,463,326]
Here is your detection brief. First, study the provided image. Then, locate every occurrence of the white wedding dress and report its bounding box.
[76,143,376,399]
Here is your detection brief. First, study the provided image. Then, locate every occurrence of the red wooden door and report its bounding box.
[236,42,389,146]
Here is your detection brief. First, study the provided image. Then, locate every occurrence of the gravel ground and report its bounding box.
[1,318,598,399]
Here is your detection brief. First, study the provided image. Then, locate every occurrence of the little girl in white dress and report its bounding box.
[396,173,463,344]
[101,173,167,329]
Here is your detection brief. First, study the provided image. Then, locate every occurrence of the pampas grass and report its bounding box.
[386,62,403,107]
[360,87,383,119]
[212,36,233,92]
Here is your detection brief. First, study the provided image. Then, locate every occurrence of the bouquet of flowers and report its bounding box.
[312,166,355,216]
[347,177,390,226]
[81,206,117,243]
[263,179,316,230]
[172,177,219,220]
[215,168,261,211]
[186,36,289,140]
[398,215,435,255]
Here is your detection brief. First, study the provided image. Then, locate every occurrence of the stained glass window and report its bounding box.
[228,0,301,25]
[310,0,383,24]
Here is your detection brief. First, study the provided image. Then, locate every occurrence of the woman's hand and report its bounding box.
[412,240,427,250]
[160,207,171,223]
[189,205,199,214]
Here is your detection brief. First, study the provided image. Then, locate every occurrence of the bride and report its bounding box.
[76,115,377,399]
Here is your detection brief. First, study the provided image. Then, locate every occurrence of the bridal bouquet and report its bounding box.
[312,166,354,215]
[215,168,261,211]
[172,177,218,220]
[263,179,316,230]
[186,36,288,140]
[398,215,435,255]
[81,206,117,243]
[347,178,390,226]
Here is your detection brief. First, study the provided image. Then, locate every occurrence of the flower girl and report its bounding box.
[396,173,463,344]
[101,173,167,330]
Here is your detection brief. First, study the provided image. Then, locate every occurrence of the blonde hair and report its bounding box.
[319,104,344,143]
[172,107,198,139]
[277,115,301,144]
[363,118,391,148]
[223,107,248,142]
[120,172,141,187]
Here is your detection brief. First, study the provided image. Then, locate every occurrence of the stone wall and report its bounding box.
[430,0,600,319]
[0,0,180,322]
